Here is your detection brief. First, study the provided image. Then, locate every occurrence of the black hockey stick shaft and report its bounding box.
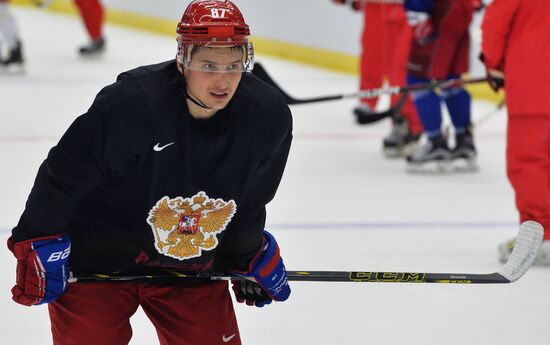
[358,91,505,126]
[70,270,509,284]
[292,77,487,105]
[289,271,509,283]
[251,62,487,106]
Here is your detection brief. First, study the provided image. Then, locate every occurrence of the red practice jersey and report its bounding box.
[407,0,473,79]
[481,0,550,114]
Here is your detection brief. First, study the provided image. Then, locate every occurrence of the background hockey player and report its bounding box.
[481,0,550,265]
[7,1,292,344]
[404,0,475,172]
[0,0,24,70]
[332,0,423,157]
[74,0,106,55]
[31,0,106,55]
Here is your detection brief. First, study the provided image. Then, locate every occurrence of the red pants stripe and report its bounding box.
[360,3,422,134]
[74,0,104,40]
[507,114,550,240]
[48,280,241,345]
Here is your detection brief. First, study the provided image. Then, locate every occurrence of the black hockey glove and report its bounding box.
[232,279,273,307]
[486,69,505,92]
[479,53,505,92]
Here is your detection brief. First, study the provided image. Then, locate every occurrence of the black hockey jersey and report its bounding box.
[11,60,293,275]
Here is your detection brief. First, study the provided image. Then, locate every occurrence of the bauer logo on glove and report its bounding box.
[8,234,71,306]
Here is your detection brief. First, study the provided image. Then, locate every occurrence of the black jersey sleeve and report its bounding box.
[216,92,293,271]
[11,81,148,243]
[11,115,106,242]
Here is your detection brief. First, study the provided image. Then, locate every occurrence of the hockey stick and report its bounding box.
[474,98,506,127]
[252,61,404,123]
[356,87,506,126]
[69,221,542,284]
[354,90,410,125]
[251,62,487,106]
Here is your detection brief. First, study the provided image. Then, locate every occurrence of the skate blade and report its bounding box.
[383,142,419,159]
[452,158,479,172]
[79,49,106,58]
[0,64,25,74]
[406,160,452,174]
[402,142,419,157]
[383,147,405,158]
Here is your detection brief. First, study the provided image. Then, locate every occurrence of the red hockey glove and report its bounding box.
[407,11,435,46]
[8,234,71,306]
[413,19,434,46]
[229,230,291,307]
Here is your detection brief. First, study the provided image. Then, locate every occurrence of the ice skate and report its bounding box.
[499,238,550,266]
[383,117,420,158]
[78,37,106,56]
[0,41,24,74]
[406,135,452,173]
[452,128,478,172]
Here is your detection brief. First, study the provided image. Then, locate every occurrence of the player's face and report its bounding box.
[184,47,244,118]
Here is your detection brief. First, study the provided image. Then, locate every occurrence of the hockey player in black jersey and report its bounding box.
[7,1,292,344]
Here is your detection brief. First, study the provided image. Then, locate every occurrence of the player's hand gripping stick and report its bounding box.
[8,234,71,306]
[230,230,291,307]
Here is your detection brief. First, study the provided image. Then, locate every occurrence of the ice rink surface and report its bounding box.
[1,7,549,345]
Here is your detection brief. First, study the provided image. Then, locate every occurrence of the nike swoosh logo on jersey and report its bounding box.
[222,334,236,343]
[153,142,175,152]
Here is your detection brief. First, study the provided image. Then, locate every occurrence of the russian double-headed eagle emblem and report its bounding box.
[146,192,236,260]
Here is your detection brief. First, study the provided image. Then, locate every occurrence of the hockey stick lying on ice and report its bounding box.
[251,62,487,107]
[69,221,542,284]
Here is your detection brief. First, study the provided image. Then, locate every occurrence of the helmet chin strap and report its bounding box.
[186,92,212,110]
[177,60,212,110]
[181,73,212,110]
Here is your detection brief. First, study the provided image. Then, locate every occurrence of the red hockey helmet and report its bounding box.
[177,0,254,72]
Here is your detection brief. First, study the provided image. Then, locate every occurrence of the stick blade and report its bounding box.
[355,109,394,124]
[498,221,544,282]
